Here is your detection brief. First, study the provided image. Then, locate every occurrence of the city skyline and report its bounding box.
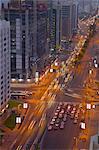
[0,0,98,150]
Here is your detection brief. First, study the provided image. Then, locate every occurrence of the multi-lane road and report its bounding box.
[15,20,98,150]
[40,20,99,150]
[1,17,98,150]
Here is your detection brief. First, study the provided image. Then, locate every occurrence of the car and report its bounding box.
[74,119,78,124]
[73,107,76,111]
[50,121,54,125]
[56,109,60,113]
[70,113,74,119]
[54,125,58,130]
[60,124,64,129]
[67,105,71,110]
[53,115,57,119]
[60,110,65,114]
[56,118,60,123]
[55,112,58,116]
[63,117,67,122]
[59,114,63,119]
[71,110,75,114]
[54,123,59,130]
[55,123,59,127]
[57,106,61,110]
[52,118,56,122]
[48,125,53,131]
[67,110,70,115]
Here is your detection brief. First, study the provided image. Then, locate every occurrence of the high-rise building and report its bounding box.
[0,20,10,112]
[2,1,33,79]
[1,0,49,78]
[48,0,61,50]
[60,0,78,41]
[78,0,99,14]
[36,1,48,58]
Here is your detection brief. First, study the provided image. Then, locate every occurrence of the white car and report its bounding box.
[55,112,58,116]
[48,125,53,131]
[56,109,60,113]
[74,119,77,124]
[53,116,57,119]
[71,110,75,114]
[60,109,65,114]
[75,114,78,118]
[50,121,54,125]
[52,118,56,122]
[57,106,61,110]
[67,105,71,110]
[73,107,76,111]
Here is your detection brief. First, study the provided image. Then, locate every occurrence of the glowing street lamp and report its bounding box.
[23,103,28,109]
[18,78,23,82]
[89,69,92,74]
[92,104,95,109]
[16,117,21,124]
[80,122,86,129]
[27,79,31,82]
[94,59,97,64]
[55,62,58,66]
[95,63,98,68]
[11,78,16,82]
[50,68,53,73]
[86,104,91,110]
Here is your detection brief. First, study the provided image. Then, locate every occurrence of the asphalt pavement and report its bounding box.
[40,21,99,150]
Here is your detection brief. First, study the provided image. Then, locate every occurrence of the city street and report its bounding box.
[0,1,98,150]
[40,21,99,150]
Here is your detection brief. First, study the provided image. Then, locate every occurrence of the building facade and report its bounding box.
[60,0,78,41]
[1,0,50,78]
[1,0,36,80]
[0,20,10,112]
[36,1,48,58]
[48,0,61,50]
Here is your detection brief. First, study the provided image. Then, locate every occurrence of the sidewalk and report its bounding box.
[78,106,99,149]
[11,83,34,88]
